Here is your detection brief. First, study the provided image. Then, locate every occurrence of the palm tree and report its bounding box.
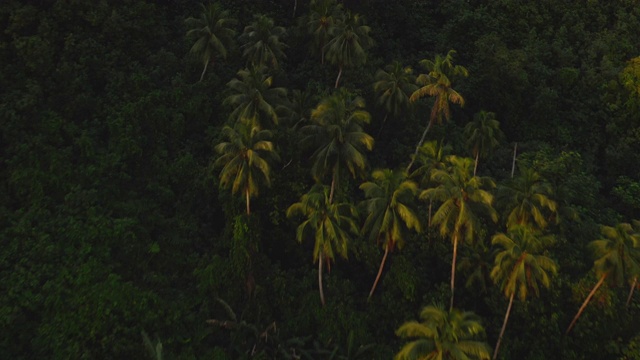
[395,304,491,360]
[185,3,237,82]
[406,50,468,172]
[420,156,498,310]
[286,89,314,129]
[463,111,504,175]
[627,220,640,307]
[490,225,558,359]
[223,66,288,129]
[359,169,422,298]
[239,14,287,70]
[496,166,557,230]
[458,240,494,294]
[325,11,374,88]
[300,89,374,203]
[214,123,279,215]
[566,223,640,334]
[373,61,418,136]
[410,140,451,226]
[304,0,344,64]
[286,184,359,306]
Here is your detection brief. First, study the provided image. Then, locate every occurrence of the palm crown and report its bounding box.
[214,123,279,215]
[185,2,237,81]
[300,89,374,202]
[395,304,491,360]
[239,14,287,69]
[223,66,288,129]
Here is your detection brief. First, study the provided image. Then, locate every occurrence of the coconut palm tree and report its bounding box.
[373,61,418,136]
[410,140,452,226]
[458,240,494,294]
[325,11,374,88]
[239,14,287,70]
[214,122,279,215]
[359,168,422,298]
[300,89,374,203]
[395,304,491,360]
[490,225,558,359]
[496,166,557,230]
[303,0,344,64]
[464,111,504,175]
[566,223,640,334]
[420,156,498,310]
[223,66,288,129]
[406,50,468,172]
[185,2,237,82]
[286,184,359,306]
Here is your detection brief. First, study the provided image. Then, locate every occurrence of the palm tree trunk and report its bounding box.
[318,252,326,306]
[450,233,459,311]
[566,273,607,334]
[511,142,517,178]
[406,120,434,173]
[245,188,251,215]
[627,277,637,307]
[292,0,297,17]
[199,60,210,82]
[335,66,343,88]
[493,292,515,360]
[376,113,389,139]
[428,199,433,227]
[474,152,479,176]
[369,243,391,298]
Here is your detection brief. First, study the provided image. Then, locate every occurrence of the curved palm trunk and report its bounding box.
[335,65,343,88]
[473,152,479,176]
[199,60,210,82]
[450,233,459,311]
[376,114,389,139]
[406,120,434,173]
[493,292,515,360]
[318,252,326,306]
[329,167,338,204]
[292,0,297,18]
[245,188,251,215]
[627,277,637,307]
[566,273,607,334]
[369,242,391,298]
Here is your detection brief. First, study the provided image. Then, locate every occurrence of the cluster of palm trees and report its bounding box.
[188,2,640,359]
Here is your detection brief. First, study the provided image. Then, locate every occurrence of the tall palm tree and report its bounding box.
[463,111,504,175]
[359,168,422,298]
[373,61,418,136]
[566,223,640,334]
[223,66,288,129]
[496,166,557,230]
[490,225,558,359]
[395,304,491,360]
[239,14,287,70]
[214,123,279,215]
[410,140,451,226]
[304,0,344,64]
[325,11,374,88]
[420,156,498,310]
[406,50,468,172]
[286,184,359,306]
[185,3,237,82]
[300,89,374,203]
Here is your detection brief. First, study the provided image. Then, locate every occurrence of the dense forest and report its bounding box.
[2,0,640,358]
